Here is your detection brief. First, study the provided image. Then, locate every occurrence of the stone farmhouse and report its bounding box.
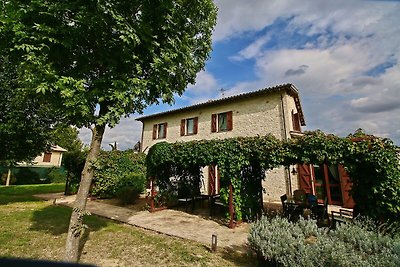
[137,83,354,208]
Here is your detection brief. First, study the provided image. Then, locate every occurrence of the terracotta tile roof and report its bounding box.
[136,83,306,126]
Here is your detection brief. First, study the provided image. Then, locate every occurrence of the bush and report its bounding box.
[62,150,88,194]
[14,167,42,184]
[91,150,146,198]
[46,167,67,183]
[248,216,400,267]
[115,173,146,205]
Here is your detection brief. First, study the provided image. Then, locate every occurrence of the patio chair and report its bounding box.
[280,194,288,216]
[331,208,353,228]
[313,197,330,226]
[293,189,307,204]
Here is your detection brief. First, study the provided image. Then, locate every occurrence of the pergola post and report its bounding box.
[228,181,235,228]
[150,176,155,212]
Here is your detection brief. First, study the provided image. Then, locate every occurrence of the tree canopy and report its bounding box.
[1,0,217,261]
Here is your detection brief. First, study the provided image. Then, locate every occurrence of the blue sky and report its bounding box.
[80,0,400,150]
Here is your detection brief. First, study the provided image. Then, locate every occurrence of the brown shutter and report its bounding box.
[292,112,301,132]
[227,111,233,131]
[298,164,313,194]
[339,165,355,208]
[193,117,198,134]
[152,124,157,140]
[208,165,216,195]
[163,122,168,138]
[180,119,185,136]
[211,114,217,132]
[43,152,52,162]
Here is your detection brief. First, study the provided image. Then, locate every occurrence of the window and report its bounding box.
[292,111,301,132]
[152,122,167,139]
[180,117,198,136]
[43,152,52,162]
[211,111,232,132]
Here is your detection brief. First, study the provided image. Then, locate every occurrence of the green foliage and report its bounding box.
[146,130,400,223]
[49,124,83,153]
[62,149,88,194]
[0,0,217,129]
[92,150,146,198]
[248,216,400,267]
[46,167,67,183]
[14,167,42,185]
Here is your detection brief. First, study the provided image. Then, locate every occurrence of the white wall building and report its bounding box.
[136,83,306,202]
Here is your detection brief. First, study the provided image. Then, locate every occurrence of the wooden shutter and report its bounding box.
[193,117,198,134]
[298,164,313,194]
[152,124,157,140]
[180,119,185,136]
[211,114,217,132]
[43,152,52,162]
[227,111,233,131]
[292,112,301,132]
[163,122,168,138]
[339,165,355,208]
[208,165,216,195]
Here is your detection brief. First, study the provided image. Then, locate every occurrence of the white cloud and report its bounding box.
[217,0,400,144]
[79,117,142,151]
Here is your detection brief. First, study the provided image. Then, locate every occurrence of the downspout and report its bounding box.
[281,94,293,196]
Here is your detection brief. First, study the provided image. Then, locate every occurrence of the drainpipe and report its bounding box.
[281,95,293,196]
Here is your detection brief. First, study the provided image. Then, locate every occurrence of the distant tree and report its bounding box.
[50,124,83,153]
[0,68,58,185]
[1,0,217,262]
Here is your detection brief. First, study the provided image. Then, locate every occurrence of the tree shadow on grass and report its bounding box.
[30,204,110,260]
[218,245,258,267]
[30,205,109,235]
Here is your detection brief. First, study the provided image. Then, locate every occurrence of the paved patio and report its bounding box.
[34,193,249,252]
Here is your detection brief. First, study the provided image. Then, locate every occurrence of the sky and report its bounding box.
[80,0,400,150]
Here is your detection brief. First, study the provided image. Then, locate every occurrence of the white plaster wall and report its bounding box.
[33,151,64,167]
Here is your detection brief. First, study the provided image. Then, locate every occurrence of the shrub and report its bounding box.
[46,167,67,183]
[62,150,88,194]
[248,216,400,267]
[14,167,42,184]
[115,173,146,205]
[91,150,146,198]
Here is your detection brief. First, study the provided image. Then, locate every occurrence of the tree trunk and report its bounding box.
[64,123,106,262]
[5,168,11,186]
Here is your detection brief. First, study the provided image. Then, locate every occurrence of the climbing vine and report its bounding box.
[146,130,400,223]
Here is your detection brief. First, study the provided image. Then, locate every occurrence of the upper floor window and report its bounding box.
[152,122,167,139]
[180,117,198,136]
[211,111,233,132]
[43,152,52,162]
[291,111,301,132]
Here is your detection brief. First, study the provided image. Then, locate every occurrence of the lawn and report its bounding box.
[0,184,256,266]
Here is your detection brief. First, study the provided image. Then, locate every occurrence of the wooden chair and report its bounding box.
[293,189,307,204]
[331,208,353,228]
[314,197,330,226]
[280,194,288,217]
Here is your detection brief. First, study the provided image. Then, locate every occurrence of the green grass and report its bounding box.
[0,183,65,204]
[0,184,257,266]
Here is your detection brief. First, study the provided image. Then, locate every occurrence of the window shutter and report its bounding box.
[193,117,198,134]
[339,165,355,208]
[211,114,217,132]
[152,124,157,140]
[163,122,168,138]
[180,119,185,136]
[298,164,312,194]
[227,111,233,131]
[43,152,52,162]
[292,112,301,132]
